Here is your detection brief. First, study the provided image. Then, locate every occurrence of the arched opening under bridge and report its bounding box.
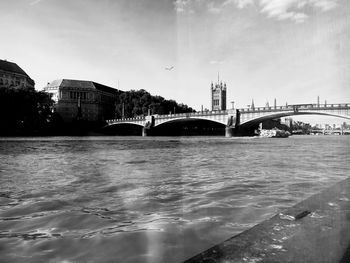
[103,122,143,136]
[240,111,350,129]
[236,111,350,136]
[151,118,226,136]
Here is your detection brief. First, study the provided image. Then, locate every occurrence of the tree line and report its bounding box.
[0,87,195,135]
[114,89,195,118]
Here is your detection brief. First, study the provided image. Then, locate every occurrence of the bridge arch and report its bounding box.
[104,121,145,128]
[152,117,226,136]
[240,111,350,128]
[103,121,144,135]
[154,116,227,127]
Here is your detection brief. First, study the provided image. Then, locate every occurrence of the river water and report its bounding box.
[0,135,349,263]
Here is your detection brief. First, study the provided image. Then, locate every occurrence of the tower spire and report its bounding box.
[211,76,227,111]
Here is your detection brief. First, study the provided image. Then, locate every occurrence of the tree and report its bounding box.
[114,89,195,118]
[0,87,54,135]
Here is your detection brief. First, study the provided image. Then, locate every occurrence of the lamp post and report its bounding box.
[77,95,82,120]
[122,102,125,118]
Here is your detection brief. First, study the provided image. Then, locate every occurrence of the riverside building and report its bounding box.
[0,59,35,89]
[44,79,119,122]
[211,80,227,111]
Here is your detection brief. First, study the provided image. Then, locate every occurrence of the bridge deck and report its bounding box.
[106,104,350,131]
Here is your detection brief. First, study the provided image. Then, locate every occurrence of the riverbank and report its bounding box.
[184,176,350,263]
[0,120,107,137]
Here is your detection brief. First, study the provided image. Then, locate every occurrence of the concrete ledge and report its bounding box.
[184,177,350,263]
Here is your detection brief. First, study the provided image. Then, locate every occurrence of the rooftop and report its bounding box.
[0,59,30,77]
[46,79,120,94]
[0,59,35,86]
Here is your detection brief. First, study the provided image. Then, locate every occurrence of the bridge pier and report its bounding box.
[142,127,150,137]
[142,115,154,136]
[225,127,234,137]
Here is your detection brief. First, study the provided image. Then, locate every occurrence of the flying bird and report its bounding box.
[165,66,174,71]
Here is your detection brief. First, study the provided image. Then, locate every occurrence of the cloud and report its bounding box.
[174,0,338,22]
[174,0,190,13]
[258,0,338,23]
[309,0,338,11]
[174,0,224,14]
[209,60,225,64]
[207,2,221,13]
[223,0,254,9]
[175,0,254,14]
[29,0,43,5]
[219,0,338,23]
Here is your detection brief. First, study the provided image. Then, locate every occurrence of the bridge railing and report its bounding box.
[106,116,146,123]
[155,110,229,119]
[239,103,350,112]
[106,110,231,123]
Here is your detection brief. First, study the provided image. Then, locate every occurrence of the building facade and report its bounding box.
[44,79,119,122]
[0,59,35,89]
[211,81,227,111]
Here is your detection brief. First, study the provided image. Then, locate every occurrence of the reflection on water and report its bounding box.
[0,136,349,262]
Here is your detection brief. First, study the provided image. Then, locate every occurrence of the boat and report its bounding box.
[259,128,290,138]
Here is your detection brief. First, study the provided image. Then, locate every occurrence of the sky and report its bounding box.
[1,0,350,124]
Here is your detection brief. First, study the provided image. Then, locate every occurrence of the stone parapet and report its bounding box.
[184,177,350,263]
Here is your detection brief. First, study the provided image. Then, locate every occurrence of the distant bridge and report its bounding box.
[105,103,350,136]
[311,129,350,135]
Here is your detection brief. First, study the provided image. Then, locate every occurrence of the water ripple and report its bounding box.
[0,229,62,240]
[0,135,349,263]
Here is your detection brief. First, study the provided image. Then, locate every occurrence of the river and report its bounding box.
[0,135,349,263]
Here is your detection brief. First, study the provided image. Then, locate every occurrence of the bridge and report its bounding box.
[105,103,350,137]
[310,129,350,135]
